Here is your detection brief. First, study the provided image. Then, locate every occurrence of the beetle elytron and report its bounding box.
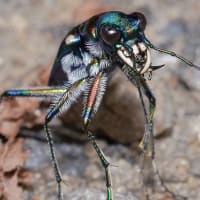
[1,11,199,200]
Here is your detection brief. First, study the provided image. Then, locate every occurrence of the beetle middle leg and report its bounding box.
[82,72,113,200]
[85,129,113,200]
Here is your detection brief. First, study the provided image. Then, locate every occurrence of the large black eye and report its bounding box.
[100,24,121,45]
[130,12,146,31]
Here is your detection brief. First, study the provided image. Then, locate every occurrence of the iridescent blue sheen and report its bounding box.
[46,108,57,123]
[83,108,91,125]
[97,12,140,33]
[6,89,28,96]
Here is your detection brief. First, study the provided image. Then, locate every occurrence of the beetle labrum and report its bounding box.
[1,11,199,200]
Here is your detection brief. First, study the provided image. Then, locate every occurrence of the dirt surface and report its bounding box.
[0,1,200,200]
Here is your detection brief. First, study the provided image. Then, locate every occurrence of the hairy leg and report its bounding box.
[82,73,113,199]
[43,79,86,200]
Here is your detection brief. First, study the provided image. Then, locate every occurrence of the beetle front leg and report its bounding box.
[138,78,186,200]
[137,79,155,158]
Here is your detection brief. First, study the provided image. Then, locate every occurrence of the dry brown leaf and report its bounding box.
[2,169,24,200]
[0,64,50,200]
[2,139,29,173]
[0,121,21,141]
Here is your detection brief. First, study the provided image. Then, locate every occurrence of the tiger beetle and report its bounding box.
[1,11,199,200]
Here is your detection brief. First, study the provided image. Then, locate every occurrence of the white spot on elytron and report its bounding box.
[65,34,76,45]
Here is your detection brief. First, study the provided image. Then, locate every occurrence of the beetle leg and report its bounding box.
[44,79,86,200]
[0,87,66,102]
[138,78,186,200]
[44,120,63,200]
[83,73,113,200]
[137,79,155,155]
[86,130,113,200]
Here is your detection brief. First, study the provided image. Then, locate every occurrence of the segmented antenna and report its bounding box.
[143,37,200,70]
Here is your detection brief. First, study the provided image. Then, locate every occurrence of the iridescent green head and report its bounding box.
[82,11,199,74]
[85,11,146,48]
[82,11,150,73]
[97,11,146,45]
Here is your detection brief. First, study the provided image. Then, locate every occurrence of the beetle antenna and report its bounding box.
[143,37,200,70]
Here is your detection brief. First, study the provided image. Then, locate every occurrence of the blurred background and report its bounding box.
[0,0,200,200]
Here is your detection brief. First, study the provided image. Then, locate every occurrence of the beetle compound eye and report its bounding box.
[130,12,146,31]
[100,24,121,45]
